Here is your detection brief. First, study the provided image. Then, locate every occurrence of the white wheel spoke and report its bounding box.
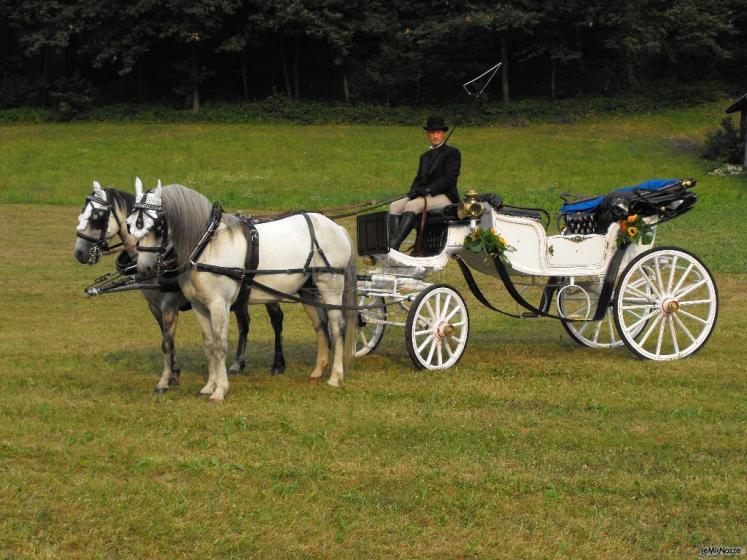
[441,294,451,319]
[655,317,666,356]
[666,255,678,293]
[638,313,663,346]
[671,263,694,295]
[672,313,697,344]
[592,320,602,343]
[444,340,454,357]
[436,342,443,366]
[675,278,707,300]
[424,300,436,321]
[677,309,708,325]
[414,328,433,336]
[668,316,680,355]
[654,256,665,294]
[606,312,616,343]
[576,319,591,336]
[623,304,658,310]
[677,298,712,306]
[416,334,434,353]
[639,268,661,298]
[444,305,462,322]
[425,339,437,364]
[627,309,658,332]
[624,283,656,302]
[451,320,467,327]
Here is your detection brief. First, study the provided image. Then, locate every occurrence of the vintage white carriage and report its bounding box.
[354,179,718,369]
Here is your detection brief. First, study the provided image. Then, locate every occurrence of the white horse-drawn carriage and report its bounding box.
[354,179,718,369]
[76,177,717,397]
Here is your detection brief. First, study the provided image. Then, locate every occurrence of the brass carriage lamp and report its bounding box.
[458,189,485,228]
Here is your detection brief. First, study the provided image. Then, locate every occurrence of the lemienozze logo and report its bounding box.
[700,546,744,557]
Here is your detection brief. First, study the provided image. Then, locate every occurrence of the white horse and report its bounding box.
[126,181,356,401]
[74,180,287,392]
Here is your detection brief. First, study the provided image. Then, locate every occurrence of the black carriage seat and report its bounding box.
[559,178,696,235]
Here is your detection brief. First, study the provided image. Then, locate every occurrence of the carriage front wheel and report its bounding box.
[613,247,718,360]
[405,284,469,370]
[355,294,386,358]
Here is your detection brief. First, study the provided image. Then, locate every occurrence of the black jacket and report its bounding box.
[407,143,461,203]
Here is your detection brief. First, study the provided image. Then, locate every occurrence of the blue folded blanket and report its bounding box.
[560,179,680,214]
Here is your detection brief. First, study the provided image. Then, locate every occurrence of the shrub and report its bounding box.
[48,74,98,120]
[702,117,743,164]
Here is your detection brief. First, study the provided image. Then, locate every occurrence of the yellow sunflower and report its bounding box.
[627,227,638,237]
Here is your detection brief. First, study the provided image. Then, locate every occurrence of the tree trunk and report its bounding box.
[625,53,637,88]
[137,59,145,102]
[741,111,747,167]
[191,44,200,114]
[342,71,350,104]
[293,41,299,102]
[550,58,556,101]
[41,47,48,108]
[501,36,510,105]
[240,51,248,101]
[280,33,292,100]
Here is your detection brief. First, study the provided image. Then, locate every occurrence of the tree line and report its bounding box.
[1,0,745,112]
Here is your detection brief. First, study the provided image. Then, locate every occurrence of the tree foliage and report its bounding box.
[0,0,743,110]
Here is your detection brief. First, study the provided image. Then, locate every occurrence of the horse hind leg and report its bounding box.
[228,299,249,376]
[267,303,286,374]
[302,303,329,383]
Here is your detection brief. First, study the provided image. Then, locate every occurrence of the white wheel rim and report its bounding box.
[559,278,649,349]
[355,295,385,357]
[410,287,468,370]
[616,250,717,360]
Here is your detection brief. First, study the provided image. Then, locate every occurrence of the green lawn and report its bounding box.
[0,104,745,558]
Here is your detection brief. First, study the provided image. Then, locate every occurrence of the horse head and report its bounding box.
[126,178,167,276]
[74,180,118,264]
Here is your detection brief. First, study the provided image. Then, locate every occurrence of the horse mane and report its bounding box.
[106,188,135,214]
[160,184,237,270]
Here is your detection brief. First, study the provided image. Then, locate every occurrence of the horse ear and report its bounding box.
[157,179,162,189]
[135,177,143,198]
[154,181,163,200]
[93,180,104,196]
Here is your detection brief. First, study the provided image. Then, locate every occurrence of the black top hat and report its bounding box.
[423,116,449,131]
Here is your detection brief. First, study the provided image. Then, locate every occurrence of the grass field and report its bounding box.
[1,103,746,558]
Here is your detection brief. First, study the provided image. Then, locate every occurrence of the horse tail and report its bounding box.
[342,233,357,372]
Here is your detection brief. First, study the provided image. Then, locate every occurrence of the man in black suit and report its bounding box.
[389,116,461,251]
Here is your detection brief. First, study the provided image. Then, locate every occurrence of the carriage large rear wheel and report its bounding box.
[405,284,469,370]
[614,247,718,360]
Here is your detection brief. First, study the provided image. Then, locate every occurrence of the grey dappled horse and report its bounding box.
[127,182,356,401]
[73,181,286,390]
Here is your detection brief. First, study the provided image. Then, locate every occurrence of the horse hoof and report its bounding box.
[327,379,341,388]
[168,377,180,386]
[209,397,224,404]
[307,377,321,385]
[271,365,286,375]
[154,386,169,394]
[197,392,211,399]
[227,368,240,376]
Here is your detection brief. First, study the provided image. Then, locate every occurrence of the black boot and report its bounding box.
[388,213,400,247]
[390,212,418,251]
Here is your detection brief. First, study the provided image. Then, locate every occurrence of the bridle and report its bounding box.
[76,193,124,264]
[131,196,176,275]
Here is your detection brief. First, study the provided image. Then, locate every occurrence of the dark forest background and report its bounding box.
[1,0,746,113]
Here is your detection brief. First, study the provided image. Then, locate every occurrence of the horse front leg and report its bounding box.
[302,303,329,383]
[206,301,231,402]
[266,302,286,374]
[154,306,180,393]
[228,298,249,376]
[192,304,218,398]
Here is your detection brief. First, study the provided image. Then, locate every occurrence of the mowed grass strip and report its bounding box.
[1,105,746,558]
